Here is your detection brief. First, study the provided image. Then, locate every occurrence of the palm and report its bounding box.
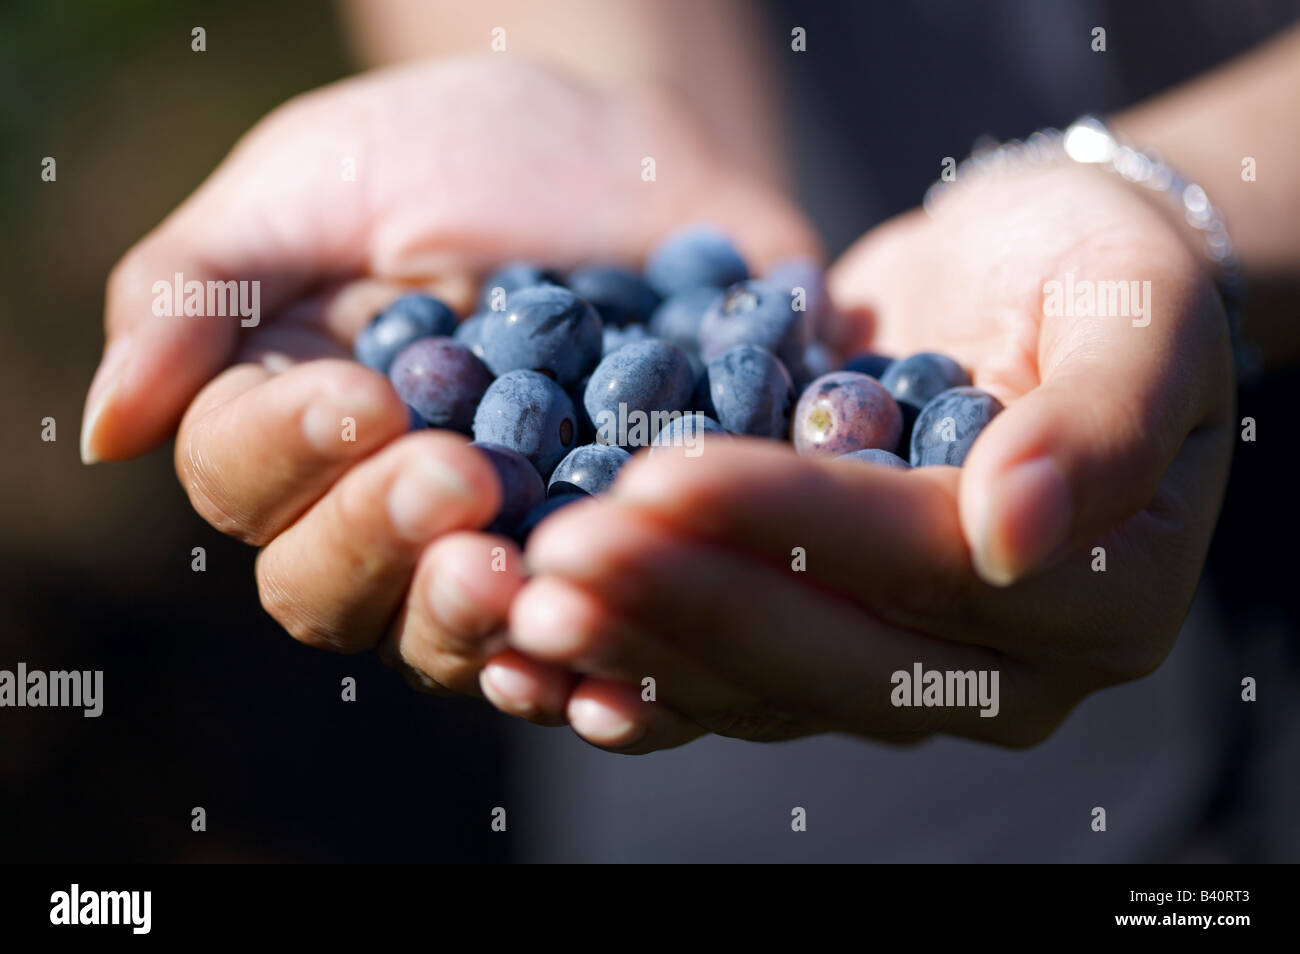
[509,163,1237,751]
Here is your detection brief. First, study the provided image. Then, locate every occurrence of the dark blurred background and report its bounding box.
[2,0,1297,863]
[0,0,508,862]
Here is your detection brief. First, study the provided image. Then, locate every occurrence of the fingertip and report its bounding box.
[963,453,1072,587]
[479,650,575,726]
[507,576,605,662]
[423,532,526,629]
[566,681,648,749]
[567,678,704,754]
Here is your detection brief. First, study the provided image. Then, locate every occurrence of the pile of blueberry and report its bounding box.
[353,226,1003,541]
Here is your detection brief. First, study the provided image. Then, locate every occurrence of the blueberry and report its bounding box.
[602,322,651,356]
[792,371,903,457]
[880,352,971,411]
[568,374,598,445]
[479,284,603,387]
[453,312,488,359]
[841,352,894,380]
[478,262,563,312]
[909,386,1003,467]
[705,344,793,439]
[548,443,631,497]
[514,493,585,546]
[473,370,579,477]
[406,406,428,431]
[584,340,695,448]
[794,341,837,391]
[354,293,458,374]
[567,265,661,328]
[389,337,494,433]
[764,258,831,335]
[835,448,912,469]
[698,280,810,371]
[649,413,728,456]
[644,226,749,296]
[648,286,720,351]
[470,442,546,535]
[690,365,716,417]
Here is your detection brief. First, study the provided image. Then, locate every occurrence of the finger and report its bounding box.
[479,651,578,726]
[507,575,761,723]
[527,498,1041,744]
[176,359,409,544]
[379,532,524,697]
[605,439,980,636]
[255,431,500,653]
[959,236,1233,586]
[566,678,707,755]
[84,130,373,463]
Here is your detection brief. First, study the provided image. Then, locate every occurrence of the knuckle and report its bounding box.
[402,646,482,696]
[255,560,349,653]
[175,437,268,545]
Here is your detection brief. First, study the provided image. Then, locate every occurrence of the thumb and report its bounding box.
[958,251,1232,586]
[82,100,371,464]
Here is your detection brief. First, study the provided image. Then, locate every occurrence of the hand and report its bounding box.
[83,56,818,695]
[496,162,1235,752]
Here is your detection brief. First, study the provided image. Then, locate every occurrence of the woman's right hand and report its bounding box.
[83,55,818,702]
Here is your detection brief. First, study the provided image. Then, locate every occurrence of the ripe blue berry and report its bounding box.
[602,322,651,356]
[389,337,494,433]
[648,286,721,352]
[698,280,810,371]
[514,493,585,545]
[471,442,546,535]
[705,344,793,439]
[764,258,830,336]
[567,265,661,327]
[478,262,563,311]
[793,371,902,457]
[473,370,579,477]
[841,352,894,379]
[909,386,1003,467]
[548,443,631,497]
[649,413,728,456]
[584,340,695,448]
[453,312,488,359]
[794,341,837,390]
[880,352,971,411]
[354,293,458,374]
[479,284,603,387]
[835,448,912,469]
[644,226,749,296]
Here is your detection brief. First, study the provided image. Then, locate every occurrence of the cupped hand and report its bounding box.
[84,55,819,694]
[497,162,1235,752]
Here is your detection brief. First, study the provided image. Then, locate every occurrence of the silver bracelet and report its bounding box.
[925,115,1257,381]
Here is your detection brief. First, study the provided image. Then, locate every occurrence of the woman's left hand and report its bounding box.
[486,162,1236,754]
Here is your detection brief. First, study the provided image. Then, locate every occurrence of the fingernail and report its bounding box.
[480,663,542,716]
[971,457,1072,587]
[568,696,644,747]
[80,337,134,464]
[428,570,483,635]
[387,455,474,541]
[511,592,584,657]
[302,391,390,456]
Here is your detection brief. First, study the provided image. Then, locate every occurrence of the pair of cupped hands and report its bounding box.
[84,58,1234,753]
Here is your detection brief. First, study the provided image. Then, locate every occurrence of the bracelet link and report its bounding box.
[928,115,1257,382]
